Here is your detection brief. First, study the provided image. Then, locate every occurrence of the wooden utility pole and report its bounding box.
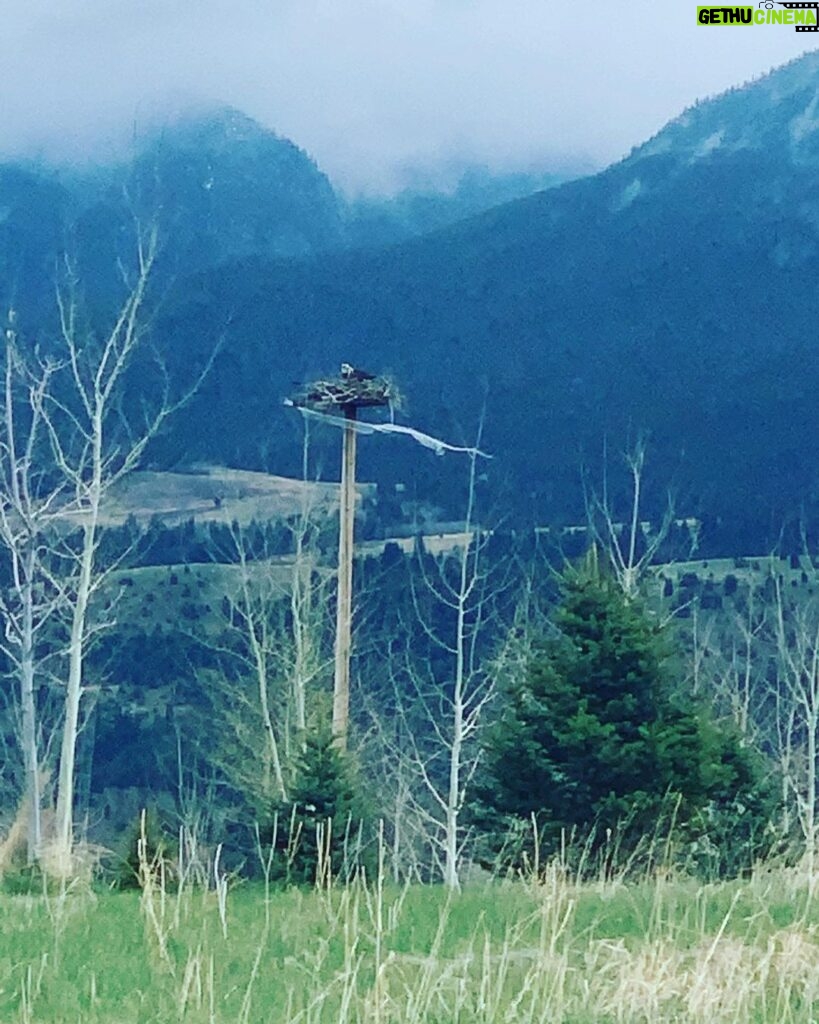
[286,365,393,750]
[333,406,357,748]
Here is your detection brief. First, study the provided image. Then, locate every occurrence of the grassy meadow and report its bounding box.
[3,862,819,1023]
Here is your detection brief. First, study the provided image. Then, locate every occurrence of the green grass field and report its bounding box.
[3,864,819,1023]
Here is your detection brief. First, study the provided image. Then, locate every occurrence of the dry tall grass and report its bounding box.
[3,837,819,1023]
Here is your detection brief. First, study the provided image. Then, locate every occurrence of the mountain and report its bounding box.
[0,108,574,316]
[148,52,819,552]
[0,110,349,318]
[62,109,349,296]
[2,59,818,551]
[343,164,573,246]
[133,110,346,263]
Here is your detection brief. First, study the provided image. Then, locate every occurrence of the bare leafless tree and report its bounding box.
[772,572,819,875]
[672,557,819,861]
[683,588,769,741]
[585,437,678,599]
[0,313,66,862]
[372,429,510,889]
[42,225,160,872]
[30,221,216,874]
[287,427,329,750]
[199,440,334,815]
[216,527,292,804]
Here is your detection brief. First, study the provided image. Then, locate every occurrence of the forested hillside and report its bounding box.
[146,51,819,553]
[5,57,819,553]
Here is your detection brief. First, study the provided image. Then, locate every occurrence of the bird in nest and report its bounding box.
[340,363,376,382]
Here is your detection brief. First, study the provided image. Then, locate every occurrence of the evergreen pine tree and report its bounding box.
[266,724,372,885]
[474,562,772,875]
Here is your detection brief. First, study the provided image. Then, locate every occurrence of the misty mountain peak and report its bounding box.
[127,106,344,261]
[139,106,313,170]
[635,50,819,167]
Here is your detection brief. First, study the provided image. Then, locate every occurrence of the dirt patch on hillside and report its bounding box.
[101,466,374,527]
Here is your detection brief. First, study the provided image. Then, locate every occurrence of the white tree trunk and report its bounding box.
[444,530,470,891]
[20,546,41,862]
[807,709,817,880]
[54,513,96,868]
[0,323,57,865]
[244,577,287,803]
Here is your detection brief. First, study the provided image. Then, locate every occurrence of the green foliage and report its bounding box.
[475,564,774,876]
[265,725,373,885]
[0,863,47,895]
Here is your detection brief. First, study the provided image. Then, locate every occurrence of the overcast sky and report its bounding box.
[3,1,815,194]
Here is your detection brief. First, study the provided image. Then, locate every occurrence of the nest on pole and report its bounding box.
[289,365,398,412]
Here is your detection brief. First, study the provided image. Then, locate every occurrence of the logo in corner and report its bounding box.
[696,2,819,29]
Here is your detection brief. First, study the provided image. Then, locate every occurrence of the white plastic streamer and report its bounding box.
[284,400,492,459]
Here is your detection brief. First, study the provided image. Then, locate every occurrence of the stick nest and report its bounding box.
[291,370,400,411]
